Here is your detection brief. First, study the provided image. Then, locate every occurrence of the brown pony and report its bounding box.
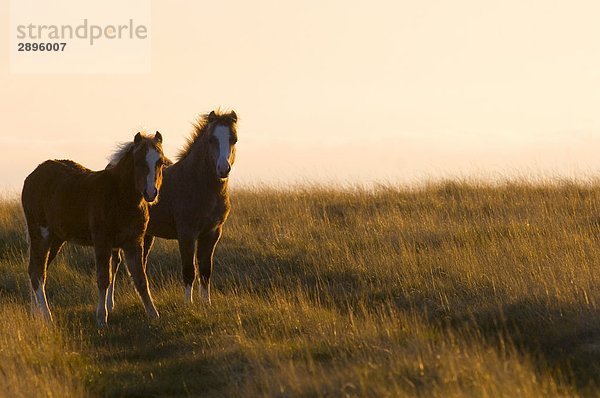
[111,110,238,304]
[22,132,166,326]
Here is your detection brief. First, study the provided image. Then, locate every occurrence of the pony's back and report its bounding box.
[22,159,109,247]
[22,160,95,212]
[55,159,92,173]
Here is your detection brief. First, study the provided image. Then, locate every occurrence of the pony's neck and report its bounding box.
[182,140,228,194]
[112,150,145,205]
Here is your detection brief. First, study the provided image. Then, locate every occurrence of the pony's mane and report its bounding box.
[107,132,151,166]
[177,110,237,161]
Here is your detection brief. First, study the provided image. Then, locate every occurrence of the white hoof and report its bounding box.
[185,285,193,304]
[199,285,211,304]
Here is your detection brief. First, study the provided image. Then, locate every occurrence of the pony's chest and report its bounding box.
[206,198,229,222]
[109,209,148,244]
[194,199,229,232]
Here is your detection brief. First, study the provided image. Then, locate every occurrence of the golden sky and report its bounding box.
[2,0,600,189]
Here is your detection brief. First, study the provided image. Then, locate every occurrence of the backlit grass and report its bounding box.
[1,181,600,396]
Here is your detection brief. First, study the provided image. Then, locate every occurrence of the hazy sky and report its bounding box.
[2,0,600,190]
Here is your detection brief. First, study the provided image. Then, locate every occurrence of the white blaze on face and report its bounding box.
[145,148,161,199]
[214,125,232,178]
[40,226,49,240]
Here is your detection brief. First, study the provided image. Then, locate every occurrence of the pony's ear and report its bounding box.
[134,132,142,144]
[230,111,238,123]
[208,110,217,122]
[154,131,162,143]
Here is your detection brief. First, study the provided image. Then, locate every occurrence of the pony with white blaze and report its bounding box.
[22,132,166,326]
[110,110,238,304]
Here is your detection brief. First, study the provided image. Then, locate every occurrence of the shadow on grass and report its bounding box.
[57,301,238,397]
[454,299,600,394]
[208,237,600,395]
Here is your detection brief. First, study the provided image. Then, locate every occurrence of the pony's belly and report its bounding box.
[146,223,178,240]
[69,236,94,246]
[48,221,93,246]
[146,204,177,239]
[112,234,140,248]
[60,230,93,246]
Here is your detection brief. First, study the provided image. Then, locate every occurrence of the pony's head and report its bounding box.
[206,110,238,180]
[177,109,239,180]
[131,132,166,203]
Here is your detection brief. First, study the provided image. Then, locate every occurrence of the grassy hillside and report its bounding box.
[2,181,600,397]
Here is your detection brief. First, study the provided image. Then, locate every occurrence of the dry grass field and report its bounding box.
[2,181,600,397]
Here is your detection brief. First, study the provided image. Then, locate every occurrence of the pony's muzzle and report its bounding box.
[144,187,158,202]
[217,162,231,179]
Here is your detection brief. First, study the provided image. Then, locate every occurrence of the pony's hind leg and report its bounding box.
[107,250,122,313]
[178,236,197,304]
[46,238,65,268]
[33,237,64,319]
[27,224,53,322]
[94,244,112,327]
[123,242,159,319]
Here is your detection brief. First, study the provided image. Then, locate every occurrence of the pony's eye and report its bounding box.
[157,159,164,166]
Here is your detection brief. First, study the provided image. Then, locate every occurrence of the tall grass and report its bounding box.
[1,181,600,396]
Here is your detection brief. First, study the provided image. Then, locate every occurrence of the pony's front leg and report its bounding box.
[27,226,53,322]
[94,244,112,327]
[142,235,155,270]
[196,227,222,304]
[123,242,159,319]
[178,236,197,304]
